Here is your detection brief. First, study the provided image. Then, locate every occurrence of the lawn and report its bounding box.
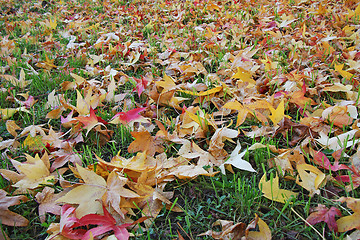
[1,0,360,239]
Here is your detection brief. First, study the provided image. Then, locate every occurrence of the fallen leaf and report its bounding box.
[219,141,256,174]
[246,214,272,240]
[6,120,21,137]
[296,164,326,196]
[231,67,256,86]
[0,190,28,226]
[75,107,107,136]
[109,107,146,125]
[208,127,238,160]
[306,204,341,232]
[35,187,64,223]
[57,164,107,218]
[336,197,360,232]
[128,130,164,156]
[313,151,348,172]
[198,219,246,239]
[259,172,298,203]
[104,171,140,218]
[267,98,288,126]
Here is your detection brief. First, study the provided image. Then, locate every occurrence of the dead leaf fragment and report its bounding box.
[0,189,28,226]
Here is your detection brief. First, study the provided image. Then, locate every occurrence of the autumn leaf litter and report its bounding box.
[1,0,360,239]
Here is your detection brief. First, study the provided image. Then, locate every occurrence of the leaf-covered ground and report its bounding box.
[1,0,360,239]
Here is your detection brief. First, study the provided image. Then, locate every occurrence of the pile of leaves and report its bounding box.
[2,0,360,239]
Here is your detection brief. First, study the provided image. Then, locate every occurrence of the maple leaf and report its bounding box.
[0,68,30,88]
[77,205,137,240]
[259,172,298,203]
[35,187,64,223]
[97,151,157,173]
[6,120,21,137]
[219,141,256,174]
[267,98,289,126]
[208,127,239,159]
[269,149,306,176]
[104,171,140,218]
[109,107,146,125]
[128,180,181,226]
[155,73,177,93]
[59,204,85,239]
[335,63,354,80]
[306,204,341,232]
[222,100,269,126]
[313,151,348,172]
[57,164,107,218]
[75,107,107,136]
[35,54,57,70]
[51,141,82,171]
[128,130,164,156]
[316,130,360,152]
[231,67,256,86]
[289,90,316,108]
[59,203,147,240]
[0,107,30,120]
[0,189,28,226]
[322,105,355,128]
[132,76,148,97]
[0,153,61,194]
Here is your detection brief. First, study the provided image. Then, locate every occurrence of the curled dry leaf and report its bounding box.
[0,189,28,226]
[198,219,246,240]
[296,164,326,196]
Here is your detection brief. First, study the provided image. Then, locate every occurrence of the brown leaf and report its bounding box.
[35,187,64,223]
[198,219,246,240]
[0,189,28,226]
[128,130,164,156]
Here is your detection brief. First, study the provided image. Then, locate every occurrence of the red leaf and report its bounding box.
[306,204,341,232]
[75,108,107,135]
[110,107,146,124]
[313,151,348,172]
[77,205,130,240]
[132,76,148,97]
[59,205,85,239]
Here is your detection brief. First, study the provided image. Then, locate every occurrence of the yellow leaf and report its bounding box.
[231,67,256,85]
[335,63,354,80]
[23,135,44,151]
[6,120,21,137]
[56,164,106,218]
[0,107,30,120]
[296,164,326,196]
[336,197,360,232]
[49,18,57,30]
[155,73,176,93]
[247,214,272,240]
[259,172,298,203]
[223,101,249,127]
[178,86,222,96]
[267,98,288,126]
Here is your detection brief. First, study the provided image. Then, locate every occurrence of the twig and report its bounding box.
[290,207,325,240]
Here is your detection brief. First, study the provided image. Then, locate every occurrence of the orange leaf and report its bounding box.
[128,131,164,156]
